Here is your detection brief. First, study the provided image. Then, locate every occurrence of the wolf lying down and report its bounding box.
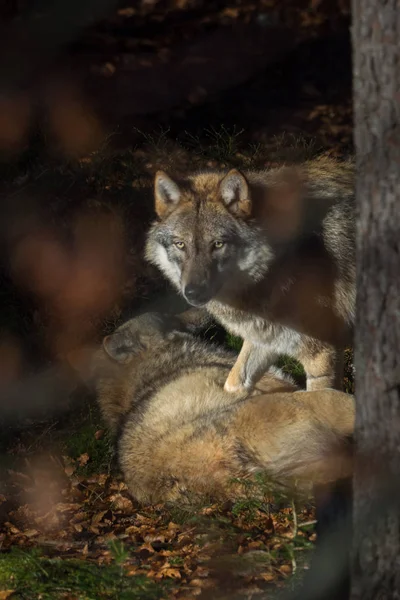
[93,312,354,505]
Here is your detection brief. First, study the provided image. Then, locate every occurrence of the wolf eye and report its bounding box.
[213,240,225,249]
[174,241,185,250]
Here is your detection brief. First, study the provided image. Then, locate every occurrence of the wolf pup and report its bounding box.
[145,157,355,393]
[93,312,354,505]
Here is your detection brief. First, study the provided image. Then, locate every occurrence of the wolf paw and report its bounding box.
[224,379,246,393]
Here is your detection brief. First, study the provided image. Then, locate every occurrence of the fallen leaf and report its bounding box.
[143,533,166,544]
[280,565,292,575]
[98,474,108,486]
[5,523,20,535]
[193,566,210,578]
[0,591,15,599]
[117,7,136,17]
[64,464,76,477]
[90,511,107,533]
[22,529,39,538]
[109,494,133,512]
[260,572,277,582]
[156,567,181,580]
[247,541,264,550]
[82,543,89,556]
[78,453,90,467]
[189,578,216,589]
[56,503,82,512]
[97,532,116,543]
[221,7,240,18]
[125,525,140,536]
[138,542,155,556]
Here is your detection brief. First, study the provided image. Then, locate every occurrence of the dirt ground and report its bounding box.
[0,1,353,598]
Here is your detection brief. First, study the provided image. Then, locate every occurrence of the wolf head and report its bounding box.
[102,312,189,364]
[145,169,276,307]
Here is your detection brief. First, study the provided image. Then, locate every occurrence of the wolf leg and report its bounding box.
[302,346,344,391]
[224,340,277,393]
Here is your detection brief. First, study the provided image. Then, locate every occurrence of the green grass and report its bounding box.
[183,124,245,165]
[225,332,243,353]
[224,330,353,391]
[275,355,306,387]
[224,333,306,387]
[62,407,115,476]
[0,548,167,600]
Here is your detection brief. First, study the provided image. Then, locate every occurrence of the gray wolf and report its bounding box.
[93,311,354,505]
[145,157,355,393]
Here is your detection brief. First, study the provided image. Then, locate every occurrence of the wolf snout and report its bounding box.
[183,283,212,307]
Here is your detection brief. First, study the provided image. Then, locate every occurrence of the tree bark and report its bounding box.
[351,1,400,598]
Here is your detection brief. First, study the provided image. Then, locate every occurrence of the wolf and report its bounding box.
[93,311,354,505]
[145,157,355,393]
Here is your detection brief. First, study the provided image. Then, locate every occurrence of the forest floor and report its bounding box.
[0,0,353,598]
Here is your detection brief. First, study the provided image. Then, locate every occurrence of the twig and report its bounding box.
[291,499,298,574]
[298,519,317,528]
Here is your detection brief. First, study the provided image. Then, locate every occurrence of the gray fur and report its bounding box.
[145,158,355,392]
[94,311,355,505]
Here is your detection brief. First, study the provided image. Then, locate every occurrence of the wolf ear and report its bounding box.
[102,330,144,364]
[155,171,182,218]
[219,169,251,218]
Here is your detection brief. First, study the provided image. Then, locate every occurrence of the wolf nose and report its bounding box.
[183,284,210,306]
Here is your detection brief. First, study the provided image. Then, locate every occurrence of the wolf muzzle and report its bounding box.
[183,283,213,307]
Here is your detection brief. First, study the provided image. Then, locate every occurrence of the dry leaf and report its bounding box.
[118,7,136,17]
[143,533,166,544]
[78,453,90,467]
[90,510,107,533]
[280,564,292,575]
[56,503,82,513]
[22,529,39,538]
[189,578,216,589]
[221,7,240,18]
[5,523,20,535]
[0,591,15,599]
[156,566,181,580]
[193,566,210,578]
[64,464,76,477]
[109,494,133,512]
[138,542,155,555]
[260,572,277,582]
[82,543,89,556]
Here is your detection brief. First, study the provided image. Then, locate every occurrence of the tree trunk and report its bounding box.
[351,1,400,598]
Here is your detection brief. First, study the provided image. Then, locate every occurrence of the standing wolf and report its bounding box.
[94,312,354,504]
[145,157,355,392]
